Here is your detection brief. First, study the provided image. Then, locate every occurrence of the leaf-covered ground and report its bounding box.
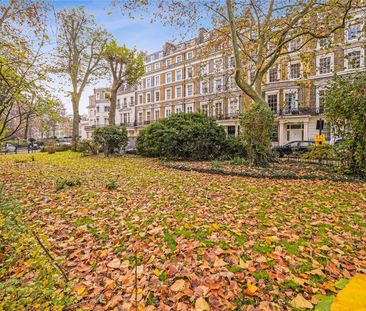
[164,160,364,182]
[0,152,365,310]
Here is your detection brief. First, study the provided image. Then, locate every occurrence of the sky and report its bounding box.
[47,0,211,115]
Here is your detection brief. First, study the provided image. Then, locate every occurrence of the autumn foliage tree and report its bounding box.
[103,40,144,125]
[114,0,363,106]
[55,7,110,149]
[0,0,60,142]
[324,73,366,176]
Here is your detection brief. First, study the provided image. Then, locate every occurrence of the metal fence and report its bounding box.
[278,155,341,166]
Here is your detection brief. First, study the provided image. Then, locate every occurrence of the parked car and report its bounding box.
[5,143,17,153]
[273,140,315,157]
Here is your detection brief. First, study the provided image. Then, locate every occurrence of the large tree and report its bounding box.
[114,0,362,105]
[104,40,144,125]
[325,73,366,176]
[55,7,110,149]
[0,0,60,142]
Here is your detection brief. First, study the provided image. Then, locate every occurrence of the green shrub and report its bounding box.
[137,113,227,160]
[302,144,338,161]
[55,179,81,191]
[56,144,72,152]
[93,125,128,156]
[325,73,366,176]
[230,156,247,166]
[76,139,99,155]
[105,181,118,190]
[223,136,248,159]
[240,103,274,166]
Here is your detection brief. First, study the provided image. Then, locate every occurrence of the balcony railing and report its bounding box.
[120,122,135,127]
[277,106,325,116]
[213,113,239,120]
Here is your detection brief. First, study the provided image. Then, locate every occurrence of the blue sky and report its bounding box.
[48,0,210,114]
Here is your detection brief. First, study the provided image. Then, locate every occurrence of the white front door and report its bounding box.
[286,123,304,143]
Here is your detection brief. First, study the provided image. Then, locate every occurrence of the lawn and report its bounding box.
[0,152,365,310]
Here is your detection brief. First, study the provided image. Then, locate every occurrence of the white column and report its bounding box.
[303,121,309,141]
[279,121,285,146]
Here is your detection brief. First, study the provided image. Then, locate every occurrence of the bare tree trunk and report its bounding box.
[71,93,80,151]
[226,0,266,106]
[24,114,30,140]
[109,86,117,126]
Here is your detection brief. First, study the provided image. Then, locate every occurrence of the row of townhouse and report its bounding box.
[81,12,366,145]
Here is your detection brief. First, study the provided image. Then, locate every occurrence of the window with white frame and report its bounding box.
[154,62,160,70]
[96,92,100,100]
[176,55,182,63]
[201,81,208,94]
[200,102,208,115]
[138,112,143,123]
[176,69,182,81]
[186,67,193,79]
[289,62,301,79]
[213,101,223,117]
[346,23,363,42]
[165,107,171,117]
[175,86,182,98]
[289,38,301,52]
[146,65,152,72]
[186,104,193,113]
[229,76,236,89]
[268,65,279,82]
[146,111,151,121]
[200,62,209,75]
[284,90,298,112]
[166,58,171,67]
[318,37,332,49]
[186,84,193,96]
[139,94,143,104]
[123,98,127,107]
[345,48,364,69]
[316,88,326,113]
[154,109,160,120]
[187,51,193,60]
[117,99,120,109]
[214,58,223,72]
[165,88,172,100]
[137,81,142,90]
[146,78,152,88]
[146,92,151,103]
[123,113,130,124]
[154,75,160,86]
[175,105,183,114]
[317,54,333,75]
[228,98,239,114]
[155,90,160,102]
[266,93,278,114]
[214,78,223,92]
[166,72,172,83]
